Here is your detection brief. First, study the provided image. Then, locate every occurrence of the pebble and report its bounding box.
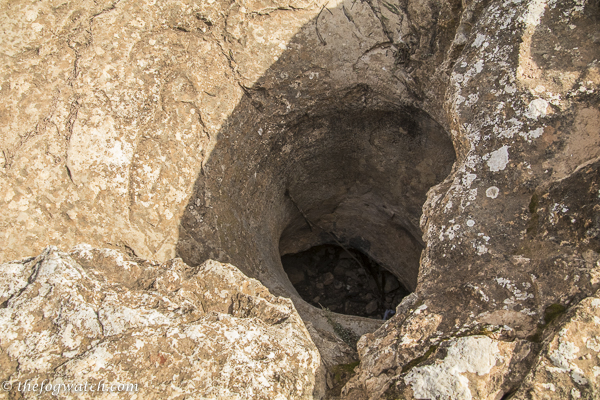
[323,272,334,286]
[333,264,346,276]
[384,275,400,293]
[365,300,378,315]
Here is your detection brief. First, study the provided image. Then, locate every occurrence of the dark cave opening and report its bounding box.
[282,244,411,319]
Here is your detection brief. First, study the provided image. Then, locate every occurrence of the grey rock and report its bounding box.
[383,275,400,293]
[365,300,378,315]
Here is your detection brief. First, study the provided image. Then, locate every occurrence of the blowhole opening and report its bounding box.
[282,244,411,319]
[178,91,457,353]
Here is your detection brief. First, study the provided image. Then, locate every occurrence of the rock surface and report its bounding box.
[340,0,600,398]
[0,0,319,262]
[1,0,599,399]
[512,291,600,400]
[0,246,323,399]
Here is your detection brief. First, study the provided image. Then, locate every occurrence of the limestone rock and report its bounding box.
[399,335,524,400]
[341,0,600,397]
[383,274,400,294]
[1,0,599,398]
[323,272,335,286]
[513,292,600,400]
[0,0,319,263]
[0,246,323,399]
[365,300,378,315]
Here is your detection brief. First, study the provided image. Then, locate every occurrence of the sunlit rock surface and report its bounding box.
[0,246,323,399]
[1,0,599,398]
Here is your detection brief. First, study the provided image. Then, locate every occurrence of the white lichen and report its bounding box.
[404,336,500,400]
[486,146,510,172]
[550,340,579,371]
[486,186,500,199]
[525,98,549,120]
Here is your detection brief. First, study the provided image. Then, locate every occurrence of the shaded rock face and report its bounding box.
[170,0,457,370]
[0,246,323,399]
[0,0,456,373]
[1,0,600,399]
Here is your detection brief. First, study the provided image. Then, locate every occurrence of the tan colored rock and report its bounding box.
[1,0,599,398]
[401,335,520,400]
[513,292,600,400]
[0,0,320,263]
[365,300,378,315]
[0,246,323,399]
[323,272,334,286]
[342,0,600,397]
[0,0,456,381]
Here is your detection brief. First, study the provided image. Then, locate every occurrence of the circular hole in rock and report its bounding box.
[177,90,456,335]
[282,244,411,319]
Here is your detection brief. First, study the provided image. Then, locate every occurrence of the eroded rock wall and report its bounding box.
[343,0,600,398]
[0,0,459,264]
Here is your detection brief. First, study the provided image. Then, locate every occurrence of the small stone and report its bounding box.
[344,300,351,311]
[323,272,334,286]
[312,296,320,303]
[384,275,400,293]
[326,373,334,389]
[366,300,378,315]
[316,282,324,289]
[334,280,343,289]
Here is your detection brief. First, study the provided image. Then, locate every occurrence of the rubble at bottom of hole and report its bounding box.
[282,244,410,319]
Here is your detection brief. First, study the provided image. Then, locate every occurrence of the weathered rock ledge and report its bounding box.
[0,246,323,399]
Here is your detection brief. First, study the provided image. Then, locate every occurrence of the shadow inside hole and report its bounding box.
[282,244,411,319]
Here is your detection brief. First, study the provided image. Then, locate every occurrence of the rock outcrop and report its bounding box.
[1,0,599,399]
[0,246,323,399]
[514,291,600,400]
[340,0,600,398]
